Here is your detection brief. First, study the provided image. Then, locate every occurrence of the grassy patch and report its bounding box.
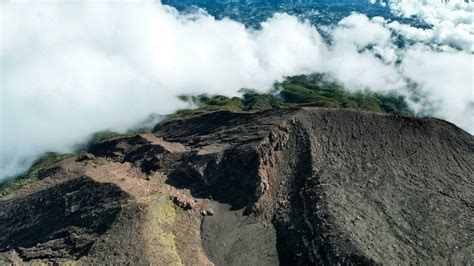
[73,130,133,153]
[0,153,70,197]
[165,95,246,121]
[2,130,133,198]
[86,130,126,145]
[279,74,412,115]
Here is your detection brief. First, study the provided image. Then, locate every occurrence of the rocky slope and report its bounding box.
[1,108,472,265]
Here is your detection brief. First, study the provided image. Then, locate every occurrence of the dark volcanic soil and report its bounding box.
[1,108,473,265]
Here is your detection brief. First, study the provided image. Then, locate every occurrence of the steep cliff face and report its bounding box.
[1,108,472,265]
[262,110,473,264]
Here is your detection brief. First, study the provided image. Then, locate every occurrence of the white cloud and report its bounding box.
[390,0,474,51]
[324,14,402,91]
[401,46,474,133]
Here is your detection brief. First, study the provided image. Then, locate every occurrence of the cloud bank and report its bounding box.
[389,0,474,51]
[0,0,473,180]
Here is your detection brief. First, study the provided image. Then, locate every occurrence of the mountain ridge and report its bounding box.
[1,107,472,264]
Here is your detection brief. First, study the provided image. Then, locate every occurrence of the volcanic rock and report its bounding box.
[0,108,472,265]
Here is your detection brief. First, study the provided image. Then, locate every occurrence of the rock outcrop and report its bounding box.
[1,108,472,265]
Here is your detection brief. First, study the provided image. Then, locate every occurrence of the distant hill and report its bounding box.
[169,73,412,120]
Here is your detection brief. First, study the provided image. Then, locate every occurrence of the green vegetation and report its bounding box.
[0,153,70,197]
[85,130,126,145]
[168,73,412,120]
[73,130,135,153]
[1,130,132,198]
[166,95,245,120]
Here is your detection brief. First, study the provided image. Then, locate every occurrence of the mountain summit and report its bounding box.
[1,108,472,265]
